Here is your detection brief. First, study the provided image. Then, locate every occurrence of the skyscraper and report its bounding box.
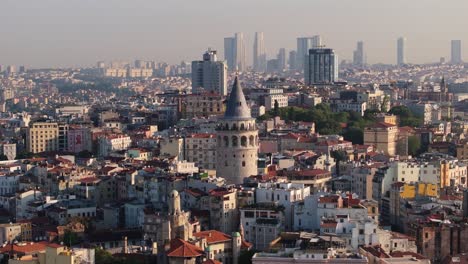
[224,33,246,72]
[304,48,338,85]
[289,50,297,70]
[296,36,322,70]
[353,41,366,66]
[277,48,287,71]
[224,37,235,70]
[451,40,462,64]
[397,37,406,66]
[191,49,228,95]
[253,32,267,72]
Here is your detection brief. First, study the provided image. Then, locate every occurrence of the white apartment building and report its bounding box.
[240,203,285,250]
[185,133,217,170]
[0,144,16,161]
[0,174,20,195]
[98,135,132,157]
[264,94,289,111]
[331,100,367,116]
[293,194,369,232]
[256,182,310,230]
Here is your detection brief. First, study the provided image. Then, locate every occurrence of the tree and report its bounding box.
[342,127,364,145]
[389,106,423,127]
[15,151,34,160]
[77,150,93,158]
[62,231,79,247]
[273,100,279,117]
[331,150,348,176]
[239,250,258,264]
[381,95,390,112]
[408,136,421,156]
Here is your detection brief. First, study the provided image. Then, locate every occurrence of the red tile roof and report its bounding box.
[193,230,231,244]
[0,241,59,255]
[166,238,204,258]
[390,251,427,260]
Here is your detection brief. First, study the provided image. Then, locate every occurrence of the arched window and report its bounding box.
[232,136,238,147]
[241,136,247,147]
[249,135,254,146]
[242,161,246,167]
[217,136,221,147]
[225,123,229,130]
[240,123,245,130]
[225,161,228,167]
[223,136,229,147]
[232,123,237,130]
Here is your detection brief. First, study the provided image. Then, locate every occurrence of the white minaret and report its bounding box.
[216,77,258,184]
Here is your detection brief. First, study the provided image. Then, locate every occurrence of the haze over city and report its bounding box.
[2,0,468,68]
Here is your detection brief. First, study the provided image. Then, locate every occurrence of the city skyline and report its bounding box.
[2,0,468,68]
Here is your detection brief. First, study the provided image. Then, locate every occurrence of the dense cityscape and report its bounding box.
[0,16,468,264]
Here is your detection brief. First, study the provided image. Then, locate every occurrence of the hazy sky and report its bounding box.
[1,0,468,68]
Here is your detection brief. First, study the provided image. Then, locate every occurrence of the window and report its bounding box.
[232,136,238,147]
[242,161,246,167]
[241,136,247,147]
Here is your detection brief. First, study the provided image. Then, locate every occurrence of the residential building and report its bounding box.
[26,122,59,153]
[185,133,217,170]
[364,122,398,156]
[240,203,285,250]
[191,49,228,96]
[256,182,310,230]
[182,92,225,119]
[98,134,132,157]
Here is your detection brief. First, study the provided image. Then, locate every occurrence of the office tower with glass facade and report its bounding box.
[304,48,338,85]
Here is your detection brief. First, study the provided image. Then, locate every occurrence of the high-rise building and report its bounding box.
[224,33,246,72]
[277,48,287,71]
[191,49,228,95]
[296,36,321,70]
[26,122,69,153]
[397,37,406,66]
[304,48,338,85]
[6,65,15,75]
[451,40,462,64]
[289,50,297,70]
[216,77,258,184]
[253,32,267,72]
[353,41,366,66]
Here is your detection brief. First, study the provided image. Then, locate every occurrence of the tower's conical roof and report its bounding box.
[224,77,251,120]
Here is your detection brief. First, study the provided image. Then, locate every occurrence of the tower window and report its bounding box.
[241,136,247,147]
[232,136,238,147]
[242,161,246,167]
